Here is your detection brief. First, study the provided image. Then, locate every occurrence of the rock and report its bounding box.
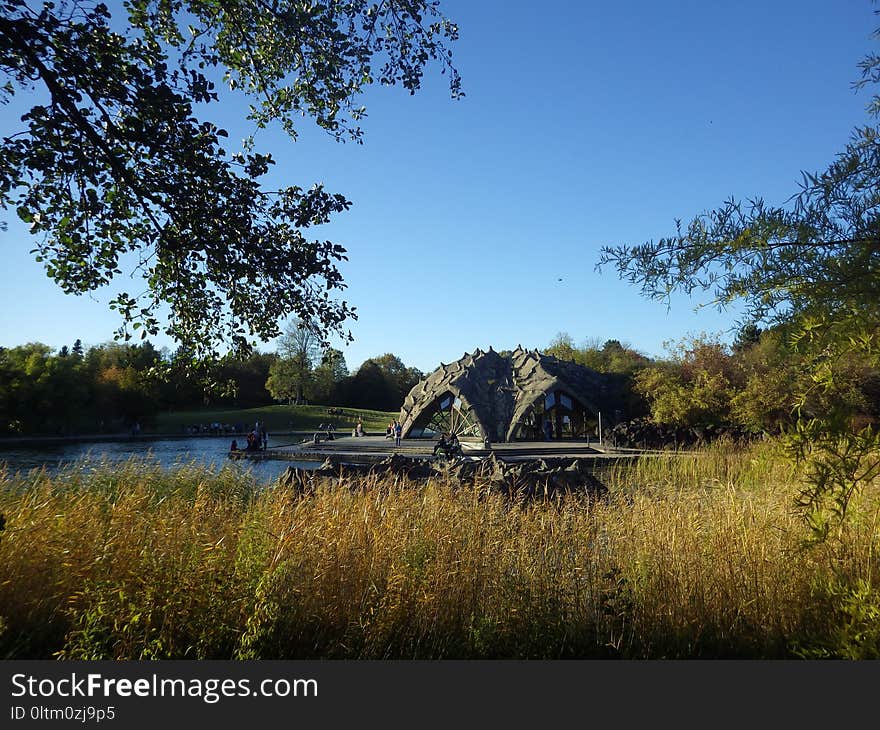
[276,453,607,500]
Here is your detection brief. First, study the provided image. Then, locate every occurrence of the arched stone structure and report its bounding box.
[399,346,608,442]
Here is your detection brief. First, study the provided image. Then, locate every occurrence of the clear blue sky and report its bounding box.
[0,0,875,373]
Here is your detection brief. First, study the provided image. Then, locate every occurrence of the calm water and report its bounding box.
[0,437,319,483]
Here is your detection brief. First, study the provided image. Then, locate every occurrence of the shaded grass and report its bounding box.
[0,443,878,659]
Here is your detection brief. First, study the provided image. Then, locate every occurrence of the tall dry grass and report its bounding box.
[1,443,879,659]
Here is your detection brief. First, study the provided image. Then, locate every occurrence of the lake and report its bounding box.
[0,437,319,483]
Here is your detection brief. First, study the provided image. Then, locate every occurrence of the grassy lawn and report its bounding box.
[152,404,397,434]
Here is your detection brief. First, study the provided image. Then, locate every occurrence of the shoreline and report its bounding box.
[0,430,359,449]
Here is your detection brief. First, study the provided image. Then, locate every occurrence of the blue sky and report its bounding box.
[0,0,876,373]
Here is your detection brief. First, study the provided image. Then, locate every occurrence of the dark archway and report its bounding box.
[405,391,483,440]
[510,389,594,441]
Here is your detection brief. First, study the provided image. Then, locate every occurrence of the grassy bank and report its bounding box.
[1,443,879,659]
[152,404,396,434]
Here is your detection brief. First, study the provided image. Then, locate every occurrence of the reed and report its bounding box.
[0,445,878,659]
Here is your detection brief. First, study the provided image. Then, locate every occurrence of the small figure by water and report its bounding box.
[385,421,394,439]
[230,439,238,452]
[394,421,402,446]
[246,430,262,451]
[355,420,364,437]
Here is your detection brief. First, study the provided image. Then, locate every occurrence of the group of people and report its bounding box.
[316,422,336,442]
[433,431,462,459]
[384,421,403,446]
[230,421,268,452]
[186,422,240,435]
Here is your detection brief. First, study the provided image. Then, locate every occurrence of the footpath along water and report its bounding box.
[0,437,319,483]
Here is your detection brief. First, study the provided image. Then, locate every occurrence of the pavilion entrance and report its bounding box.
[511,390,593,441]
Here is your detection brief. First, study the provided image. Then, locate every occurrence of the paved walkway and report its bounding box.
[273,435,641,464]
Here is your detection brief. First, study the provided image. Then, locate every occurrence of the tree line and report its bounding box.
[5,320,878,439]
[0,330,423,436]
[545,327,880,438]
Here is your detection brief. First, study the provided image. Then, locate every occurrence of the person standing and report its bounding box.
[394,420,402,447]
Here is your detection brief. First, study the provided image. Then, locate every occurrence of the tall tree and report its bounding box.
[635,335,741,430]
[336,359,396,410]
[0,0,461,355]
[364,353,423,407]
[215,351,276,407]
[266,318,320,404]
[312,347,349,404]
[546,332,578,363]
[729,328,801,434]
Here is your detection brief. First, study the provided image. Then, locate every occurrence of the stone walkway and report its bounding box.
[271,435,641,464]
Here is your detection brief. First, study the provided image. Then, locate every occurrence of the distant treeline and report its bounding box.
[0,340,422,436]
[546,327,880,438]
[4,324,877,439]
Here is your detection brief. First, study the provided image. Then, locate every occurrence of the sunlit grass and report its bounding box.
[0,444,878,659]
[153,404,396,434]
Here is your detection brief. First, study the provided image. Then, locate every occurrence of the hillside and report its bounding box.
[153,405,397,434]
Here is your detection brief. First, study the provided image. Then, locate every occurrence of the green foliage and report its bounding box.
[266,358,306,406]
[0,332,417,434]
[0,339,284,435]
[332,354,423,411]
[311,348,349,404]
[546,333,651,376]
[796,578,880,659]
[787,420,880,542]
[732,323,763,353]
[0,0,461,355]
[0,342,94,434]
[545,333,652,421]
[266,319,320,405]
[729,329,799,433]
[633,335,740,429]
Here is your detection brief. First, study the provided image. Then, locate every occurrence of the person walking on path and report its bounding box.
[394,421,402,447]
